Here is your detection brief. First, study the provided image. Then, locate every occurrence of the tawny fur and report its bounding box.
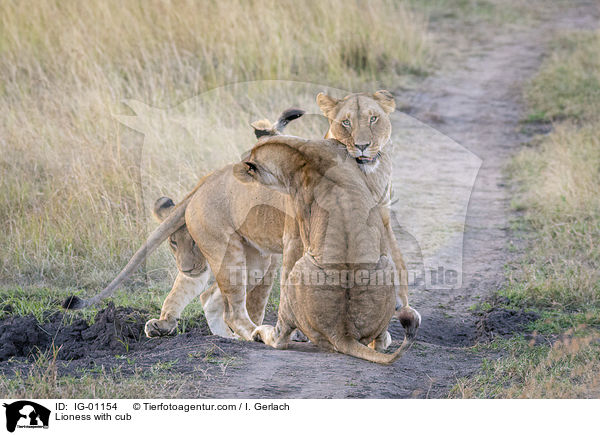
[235,137,414,364]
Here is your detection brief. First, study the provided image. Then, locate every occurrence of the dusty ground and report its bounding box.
[2,3,599,398]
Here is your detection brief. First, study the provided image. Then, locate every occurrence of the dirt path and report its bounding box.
[3,3,598,399]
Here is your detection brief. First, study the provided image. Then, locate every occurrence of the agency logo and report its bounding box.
[3,401,50,433]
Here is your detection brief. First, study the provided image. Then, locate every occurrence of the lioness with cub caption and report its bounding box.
[63,91,420,362]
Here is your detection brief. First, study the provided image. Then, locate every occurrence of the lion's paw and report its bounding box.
[290,329,309,342]
[145,318,178,338]
[251,325,276,346]
[377,330,392,351]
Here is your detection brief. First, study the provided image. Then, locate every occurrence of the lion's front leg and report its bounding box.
[145,269,210,338]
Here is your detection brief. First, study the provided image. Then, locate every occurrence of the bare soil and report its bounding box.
[2,3,598,398]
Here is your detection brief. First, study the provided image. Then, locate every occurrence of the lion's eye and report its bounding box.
[341,119,351,127]
[170,239,177,248]
[370,116,378,123]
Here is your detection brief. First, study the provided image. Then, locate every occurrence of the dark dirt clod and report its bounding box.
[62,295,83,310]
[475,308,540,341]
[0,316,52,361]
[0,303,148,362]
[56,303,148,360]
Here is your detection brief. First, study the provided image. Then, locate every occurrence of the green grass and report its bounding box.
[455,30,600,398]
[0,284,208,332]
[526,310,600,336]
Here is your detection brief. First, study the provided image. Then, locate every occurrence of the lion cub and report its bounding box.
[234,136,414,364]
[144,108,305,339]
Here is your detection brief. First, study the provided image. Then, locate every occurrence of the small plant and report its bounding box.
[151,360,179,374]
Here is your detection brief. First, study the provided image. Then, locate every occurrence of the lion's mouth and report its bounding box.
[355,153,380,165]
[181,265,208,277]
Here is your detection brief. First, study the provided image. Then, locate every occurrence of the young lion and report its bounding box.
[143,109,305,338]
[234,135,413,363]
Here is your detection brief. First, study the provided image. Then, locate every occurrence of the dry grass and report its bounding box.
[0,0,431,290]
[525,31,600,122]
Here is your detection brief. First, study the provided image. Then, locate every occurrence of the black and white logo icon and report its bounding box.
[3,401,50,433]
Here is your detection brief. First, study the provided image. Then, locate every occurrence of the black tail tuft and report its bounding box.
[62,295,85,310]
[275,108,305,132]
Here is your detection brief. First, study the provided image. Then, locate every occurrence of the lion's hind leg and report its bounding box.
[245,254,277,326]
[199,282,237,338]
[208,235,261,341]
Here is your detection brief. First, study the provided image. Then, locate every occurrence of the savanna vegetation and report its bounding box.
[0,0,431,294]
[453,30,600,398]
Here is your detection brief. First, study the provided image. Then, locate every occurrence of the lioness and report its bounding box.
[63,91,420,344]
[234,135,412,363]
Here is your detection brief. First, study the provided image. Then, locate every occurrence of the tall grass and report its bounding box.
[0,1,431,289]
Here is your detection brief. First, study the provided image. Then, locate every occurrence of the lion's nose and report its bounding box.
[355,142,370,152]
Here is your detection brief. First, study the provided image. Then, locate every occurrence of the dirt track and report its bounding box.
[2,3,599,398]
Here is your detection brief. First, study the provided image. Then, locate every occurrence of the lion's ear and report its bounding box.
[153,197,175,222]
[316,92,339,119]
[233,161,285,192]
[373,90,396,114]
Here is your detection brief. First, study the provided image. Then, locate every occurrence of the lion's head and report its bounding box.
[316,90,396,173]
[153,197,207,277]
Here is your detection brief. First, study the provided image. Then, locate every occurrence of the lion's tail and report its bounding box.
[62,175,210,310]
[334,333,415,365]
[334,311,418,364]
[251,108,305,138]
